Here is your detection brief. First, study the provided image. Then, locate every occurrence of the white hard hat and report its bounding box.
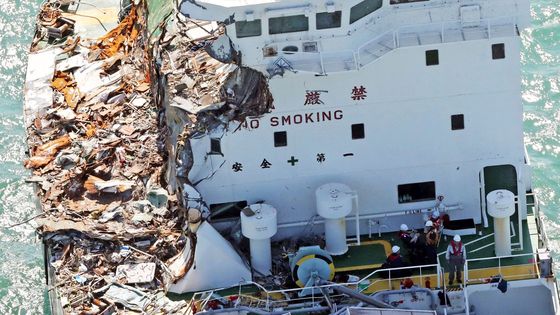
[454,235,461,242]
[432,210,440,218]
[425,220,434,227]
[400,224,408,231]
[392,245,400,253]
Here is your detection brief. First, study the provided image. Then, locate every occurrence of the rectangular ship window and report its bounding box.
[209,138,222,154]
[398,181,436,203]
[316,11,342,30]
[426,49,439,66]
[350,0,383,24]
[235,20,262,38]
[390,0,429,4]
[352,123,365,139]
[209,201,248,220]
[269,15,309,34]
[274,131,287,147]
[492,43,505,59]
[451,114,465,130]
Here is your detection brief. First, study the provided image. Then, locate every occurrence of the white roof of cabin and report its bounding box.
[192,0,282,7]
[180,0,317,22]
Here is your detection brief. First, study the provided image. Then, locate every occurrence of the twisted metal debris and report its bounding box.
[24,0,275,313]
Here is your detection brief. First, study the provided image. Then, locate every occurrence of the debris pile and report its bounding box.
[25,2,190,313]
[155,17,274,202]
[25,0,276,313]
[160,23,274,134]
[32,1,76,47]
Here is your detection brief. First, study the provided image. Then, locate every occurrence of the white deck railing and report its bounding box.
[186,249,548,315]
[463,252,540,285]
[187,261,443,312]
[266,16,517,75]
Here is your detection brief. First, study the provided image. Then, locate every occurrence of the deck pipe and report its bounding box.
[325,282,393,308]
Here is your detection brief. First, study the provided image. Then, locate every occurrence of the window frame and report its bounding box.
[398,181,436,204]
[235,19,262,38]
[492,43,505,60]
[316,11,342,30]
[425,49,439,66]
[274,131,288,147]
[390,0,429,4]
[209,138,222,155]
[269,15,309,35]
[350,0,383,24]
[351,123,365,140]
[451,114,465,130]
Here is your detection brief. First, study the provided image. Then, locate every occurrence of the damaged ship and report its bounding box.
[22,0,560,314]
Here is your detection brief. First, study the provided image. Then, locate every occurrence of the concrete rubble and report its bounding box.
[23,0,275,313]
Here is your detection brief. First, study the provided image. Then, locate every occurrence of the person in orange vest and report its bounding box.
[445,235,467,285]
[425,221,440,246]
[430,210,443,232]
[424,221,439,264]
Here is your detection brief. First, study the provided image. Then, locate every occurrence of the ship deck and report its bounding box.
[337,200,537,276]
[333,194,540,292]
[170,194,543,304]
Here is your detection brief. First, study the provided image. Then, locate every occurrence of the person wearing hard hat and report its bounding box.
[425,220,440,247]
[445,235,467,285]
[398,224,413,247]
[381,245,412,278]
[430,210,443,232]
[384,245,405,268]
[399,223,419,249]
[423,220,439,264]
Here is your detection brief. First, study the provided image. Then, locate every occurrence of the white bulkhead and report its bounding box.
[181,0,532,242]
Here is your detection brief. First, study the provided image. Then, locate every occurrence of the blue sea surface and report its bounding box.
[0,0,559,314]
[523,0,560,268]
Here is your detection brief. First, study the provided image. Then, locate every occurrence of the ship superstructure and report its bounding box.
[182,0,531,241]
[21,0,560,314]
[166,0,559,314]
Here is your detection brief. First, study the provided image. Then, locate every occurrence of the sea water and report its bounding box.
[0,0,559,314]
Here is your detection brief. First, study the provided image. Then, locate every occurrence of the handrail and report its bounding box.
[278,203,462,230]
[532,193,551,249]
[466,251,538,263]
[464,252,540,284]
[188,261,443,312]
[266,15,518,74]
[360,257,443,293]
[190,251,543,312]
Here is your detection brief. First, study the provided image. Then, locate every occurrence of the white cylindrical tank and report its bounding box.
[486,190,516,256]
[240,204,277,275]
[316,183,354,255]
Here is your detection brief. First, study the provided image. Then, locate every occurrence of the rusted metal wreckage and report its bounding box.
[23,0,273,313]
